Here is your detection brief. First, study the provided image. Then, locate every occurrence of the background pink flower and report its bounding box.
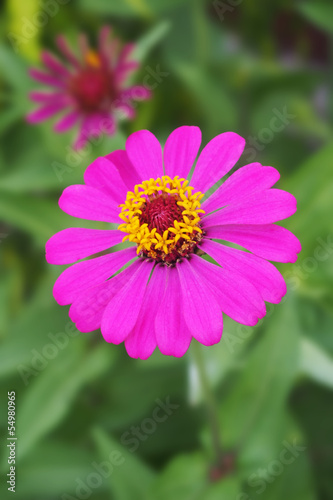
[27,26,151,149]
[46,126,301,359]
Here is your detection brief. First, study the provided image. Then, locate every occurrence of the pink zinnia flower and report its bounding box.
[27,27,151,149]
[46,127,301,359]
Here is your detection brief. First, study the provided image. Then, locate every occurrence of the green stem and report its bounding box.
[192,341,223,462]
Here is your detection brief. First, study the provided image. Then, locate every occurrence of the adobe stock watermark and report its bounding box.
[236,440,306,499]
[61,398,178,500]
[61,449,125,500]
[51,64,169,182]
[243,107,296,163]
[120,397,179,452]
[284,234,333,291]
[16,321,80,386]
[7,0,71,54]
[213,0,243,22]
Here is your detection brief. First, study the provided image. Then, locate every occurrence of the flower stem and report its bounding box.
[191,341,223,462]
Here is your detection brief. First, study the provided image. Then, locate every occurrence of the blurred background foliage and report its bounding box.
[0,0,333,499]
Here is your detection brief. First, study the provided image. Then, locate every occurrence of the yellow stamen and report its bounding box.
[85,50,101,68]
[118,175,205,260]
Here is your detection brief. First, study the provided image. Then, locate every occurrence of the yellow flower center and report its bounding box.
[84,50,101,68]
[118,176,205,264]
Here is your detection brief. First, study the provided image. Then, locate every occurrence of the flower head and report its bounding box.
[27,27,151,149]
[46,126,301,359]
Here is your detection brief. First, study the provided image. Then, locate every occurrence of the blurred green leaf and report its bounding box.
[0,45,31,90]
[79,0,190,16]
[147,453,206,500]
[297,1,333,34]
[219,298,300,467]
[300,338,333,389]
[132,20,171,63]
[0,190,96,246]
[147,452,240,499]
[171,60,237,135]
[93,427,155,500]
[13,342,113,461]
[16,440,97,498]
[284,141,333,257]
[248,452,316,500]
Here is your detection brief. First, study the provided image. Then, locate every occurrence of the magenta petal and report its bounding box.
[101,260,153,344]
[163,126,202,180]
[177,259,223,346]
[27,101,69,123]
[154,266,192,357]
[202,239,287,304]
[29,68,65,88]
[74,114,108,150]
[84,157,128,203]
[202,163,280,214]
[205,224,301,263]
[190,132,245,193]
[203,189,297,226]
[41,51,70,77]
[125,265,166,359]
[59,184,120,223]
[29,91,67,103]
[56,35,80,68]
[69,263,136,333]
[46,228,124,265]
[190,255,265,326]
[54,110,80,132]
[105,150,141,190]
[53,247,136,305]
[126,130,163,181]
[119,86,151,101]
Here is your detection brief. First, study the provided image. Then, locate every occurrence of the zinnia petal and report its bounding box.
[155,265,192,357]
[105,149,141,190]
[46,228,124,265]
[69,262,136,332]
[205,224,301,263]
[201,239,287,304]
[163,126,202,180]
[59,184,120,223]
[125,265,167,359]
[126,130,164,181]
[190,132,245,193]
[101,260,153,344]
[177,258,223,346]
[83,157,128,203]
[202,163,280,214]
[203,189,297,226]
[190,255,265,326]
[53,247,136,305]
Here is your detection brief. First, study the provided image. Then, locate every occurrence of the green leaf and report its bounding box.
[0,190,95,246]
[78,0,190,17]
[13,342,113,461]
[297,1,333,34]
[0,295,71,378]
[219,298,300,467]
[283,141,333,258]
[300,338,333,389]
[0,45,31,90]
[92,427,155,500]
[16,440,97,498]
[147,453,207,500]
[171,60,237,136]
[147,452,240,500]
[248,452,316,500]
[132,20,171,63]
